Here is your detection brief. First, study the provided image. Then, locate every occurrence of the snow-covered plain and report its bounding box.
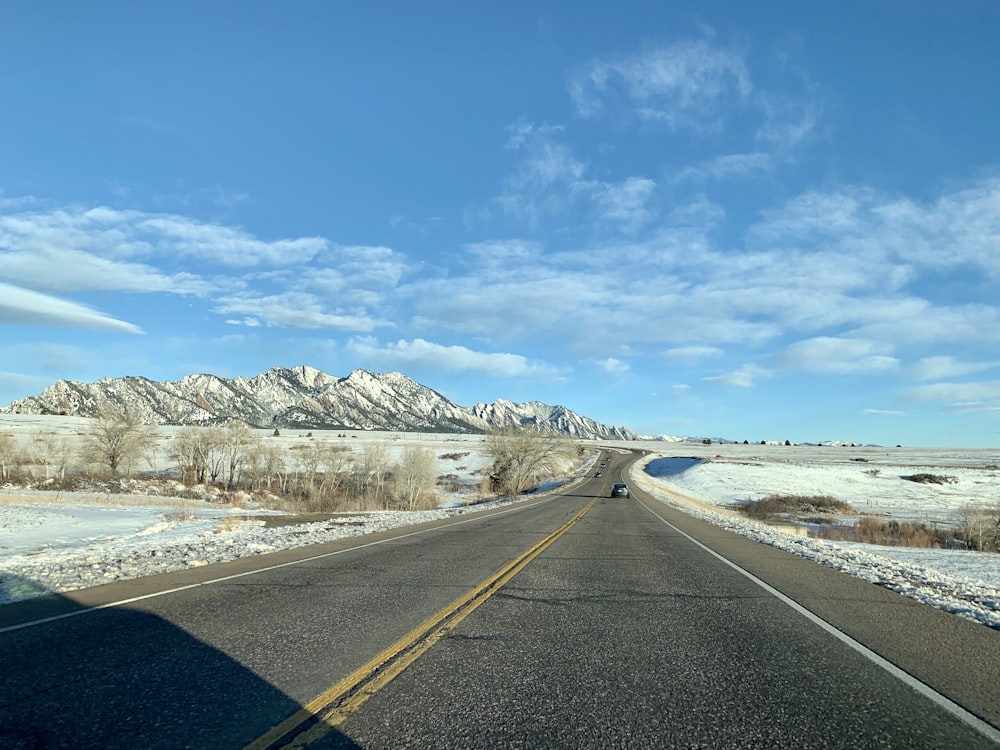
[1,416,998,631]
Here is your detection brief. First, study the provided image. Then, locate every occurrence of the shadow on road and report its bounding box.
[0,575,362,749]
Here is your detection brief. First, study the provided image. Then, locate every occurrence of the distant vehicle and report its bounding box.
[610,483,629,498]
[595,471,603,477]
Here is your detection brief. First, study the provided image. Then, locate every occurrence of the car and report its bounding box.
[610,483,629,498]
[595,471,603,477]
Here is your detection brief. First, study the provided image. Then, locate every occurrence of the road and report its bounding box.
[2,450,998,748]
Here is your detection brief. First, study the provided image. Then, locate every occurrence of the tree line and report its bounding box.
[1,409,581,514]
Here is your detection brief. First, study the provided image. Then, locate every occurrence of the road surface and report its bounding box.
[2,450,998,748]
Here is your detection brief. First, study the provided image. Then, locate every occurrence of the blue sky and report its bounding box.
[2,2,999,447]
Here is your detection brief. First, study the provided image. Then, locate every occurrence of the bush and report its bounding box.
[902,473,957,485]
[955,502,1000,552]
[742,494,852,521]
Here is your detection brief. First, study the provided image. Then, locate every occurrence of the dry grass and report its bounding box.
[815,516,952,548]
[742,494,853,522]
[214,515,251,533]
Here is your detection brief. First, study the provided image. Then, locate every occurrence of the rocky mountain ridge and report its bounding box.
[1,366,635,440]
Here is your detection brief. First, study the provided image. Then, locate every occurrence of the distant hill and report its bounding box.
[1,365,635,440]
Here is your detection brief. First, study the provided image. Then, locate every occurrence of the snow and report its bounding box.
[627,445,1000,630]
[1,424,998,632]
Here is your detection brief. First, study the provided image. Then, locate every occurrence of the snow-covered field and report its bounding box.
[1,416,998,630]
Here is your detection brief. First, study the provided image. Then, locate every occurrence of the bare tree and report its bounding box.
[221,421,253,490]
[29,434,74,482]
[484,427,572,496]
[243,439,284,492]
[0,433,20,481]
[82,405,152,477]
[957,501,1000,552]
[349,442,389,509]
[392,445,437,510]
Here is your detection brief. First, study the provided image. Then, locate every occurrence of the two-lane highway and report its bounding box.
[2,450,998,748]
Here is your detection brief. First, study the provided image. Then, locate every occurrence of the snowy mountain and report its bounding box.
[0,366,635,440]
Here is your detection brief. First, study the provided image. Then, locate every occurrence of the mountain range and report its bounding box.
[0,366,636,440]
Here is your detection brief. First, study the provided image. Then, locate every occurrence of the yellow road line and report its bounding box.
[245,497,599,750]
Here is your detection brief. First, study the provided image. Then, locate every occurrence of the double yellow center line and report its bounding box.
[246,497,599,749]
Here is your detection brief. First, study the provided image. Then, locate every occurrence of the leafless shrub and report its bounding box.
[955,501,1000,552]
[742,494,853,521]
[484,427,573,496]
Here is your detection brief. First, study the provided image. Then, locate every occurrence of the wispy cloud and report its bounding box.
[776,337,900,375]
[704,363,769,387]
[754,91,819,151]
[570,39,752,131]
[597,357,630,375]
[913,356,999,381]
[346,337,565,378]
[581,177,657,231]
[907,380,1000,410]
[497,121,587,224]
[749,178,1000,280]
[0,282,142,333]
[664,346,723,361]
[670,152,772,184]
[216,292,382,332]
[0,206,325,295]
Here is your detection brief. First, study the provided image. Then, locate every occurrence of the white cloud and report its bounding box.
[497,122,588,223]
[907,380,1000,405]
[0,244,212,295]
[597,357,630,375]
[864,409,906,417]
[671,152,772,183]
[944,402,1000,414]
[138,217,326,266]
[0,205,327,295]
[0,282,142,333]
[461,239,541,268]
[754,91,819,150]
[704,363,769,387]
[664,346,723,361]
[215,292,381,332]
[582,177,657,231]
[306,244,409,306]
[913,356,999,382]
[777,337,900,375]
[571,39,752,131]
[346,337,564,378]
[750,177,1000,280]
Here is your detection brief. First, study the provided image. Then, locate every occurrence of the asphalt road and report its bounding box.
[2,450,998,748]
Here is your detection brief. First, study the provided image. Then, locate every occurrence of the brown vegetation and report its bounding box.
[813,517,951,548]
[741,494,853,522]
[0,415,450,514]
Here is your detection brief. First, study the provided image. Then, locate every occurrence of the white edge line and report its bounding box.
[0,497,554,636]
[636,497,1000,745]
